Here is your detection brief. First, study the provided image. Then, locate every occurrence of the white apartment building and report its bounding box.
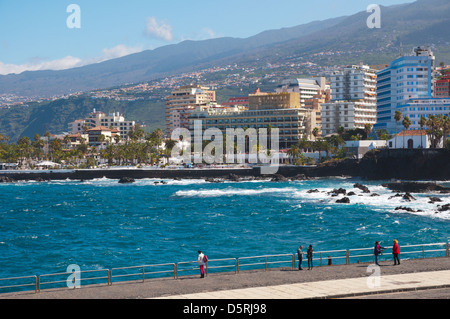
[275,77,329,107]
[396,98,450,130]
[321,101,377,135]
[321,64,377,136]
[68,109,135,138]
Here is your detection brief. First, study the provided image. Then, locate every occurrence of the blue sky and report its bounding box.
[0,0,415,75]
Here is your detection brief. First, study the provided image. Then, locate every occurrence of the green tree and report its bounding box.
[394,110,403,148]
[402,116,412,148]
[418,116,427,148]
[287,145,301,165]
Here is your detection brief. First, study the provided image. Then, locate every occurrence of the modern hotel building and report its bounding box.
[375,46,435,133]
[188,91,316,148]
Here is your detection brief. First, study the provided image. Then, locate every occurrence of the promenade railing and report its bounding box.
[110,263,177,284]
[0,241,448,294]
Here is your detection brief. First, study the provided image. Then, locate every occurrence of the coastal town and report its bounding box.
[0,46,449,170]
[1,1,450,305]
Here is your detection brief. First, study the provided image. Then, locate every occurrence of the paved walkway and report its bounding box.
[155,270,450,299]
[2,257,449,299]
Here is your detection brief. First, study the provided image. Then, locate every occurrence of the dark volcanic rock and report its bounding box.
[428,197,442,204]
[382,182,450,193]
[336,197,350,203]
[0,176,16,183]
[395,206,423,213]
[227,174,242,182]
[437,204,450,212]
[388,193,403,200]
[354,183,370,193]
[402,192,416,201]
[329,188,346,196]
[307,189,319,193]
[290,174,307,181]
[271,174,289,182]
[388,192,416,201]
[118,177,135,184]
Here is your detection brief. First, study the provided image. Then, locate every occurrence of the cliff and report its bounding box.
[357,149,450,180]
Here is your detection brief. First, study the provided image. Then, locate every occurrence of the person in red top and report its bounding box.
[392,240,400,265]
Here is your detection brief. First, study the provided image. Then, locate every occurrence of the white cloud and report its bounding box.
[0,44,143,75]
[84,44,143,65]
[145,16,173,42]
[180,27,220,42]
[0,56,82,75]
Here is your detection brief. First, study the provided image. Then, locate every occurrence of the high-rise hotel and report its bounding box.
[165,85,216,135]
[321,64,377,136]
[375,46,435,133]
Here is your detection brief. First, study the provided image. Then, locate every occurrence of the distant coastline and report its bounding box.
[1,149,449,182]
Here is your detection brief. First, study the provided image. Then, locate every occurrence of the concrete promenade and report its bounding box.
[158,269,450,299]
[1,257,449,299]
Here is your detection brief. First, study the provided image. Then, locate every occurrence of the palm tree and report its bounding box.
[17,136,32,168]
[337,126,345,137]
[401,116,412,148]
[364,124,373,140]
[63,135,71,150]
[426,115,443,148]
[418,116,427,148]
[297,137,311,153]
[312,139,329,162]
[441,115,450,149]
[287,145,301,165]
[312,127,320,141]
[394,110,403,149]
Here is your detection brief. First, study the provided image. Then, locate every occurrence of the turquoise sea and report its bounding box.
[0,177,449,280]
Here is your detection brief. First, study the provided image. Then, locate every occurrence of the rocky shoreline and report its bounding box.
[0,149,449,183]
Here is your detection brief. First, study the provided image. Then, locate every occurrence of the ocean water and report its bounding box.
[0,177,449,280]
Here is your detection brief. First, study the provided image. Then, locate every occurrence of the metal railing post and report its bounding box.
[2,241,450,295]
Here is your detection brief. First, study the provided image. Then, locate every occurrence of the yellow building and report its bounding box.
[188,91,316,148]
[165,85,216,135]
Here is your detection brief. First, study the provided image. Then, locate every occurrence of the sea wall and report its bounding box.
[0,149,448,182]
[0,166,312,182]
[357,149,450,180]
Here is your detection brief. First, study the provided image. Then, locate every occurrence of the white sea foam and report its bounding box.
[291,183,450,220]
[175,187,297,198]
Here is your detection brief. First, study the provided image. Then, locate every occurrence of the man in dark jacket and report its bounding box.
[373,241,385,266]
[297,246,303,270]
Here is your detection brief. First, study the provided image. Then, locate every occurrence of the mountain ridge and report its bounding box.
[0,16,347,98]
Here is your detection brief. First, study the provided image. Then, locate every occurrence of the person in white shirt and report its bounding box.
[198,250,206,278]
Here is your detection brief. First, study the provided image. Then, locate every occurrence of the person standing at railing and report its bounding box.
[373,241,386,266]
[297,245,304,270]
[307,245,313,270]
[393,240,401,265]
[198,250,207,278]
